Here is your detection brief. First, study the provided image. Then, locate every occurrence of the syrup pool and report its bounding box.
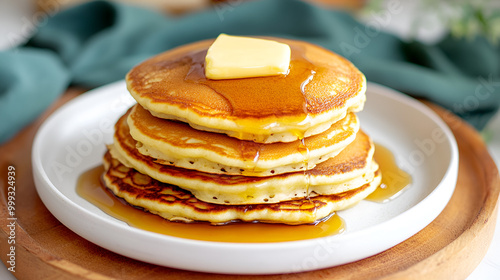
[77,166,344,243]
[76,144,410,243]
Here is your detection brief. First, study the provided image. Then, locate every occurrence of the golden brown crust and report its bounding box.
[125,37,366,141]
[109,108,377,205]
[103,151,381,224]
[127,103,359,174]
[114,108,372,185]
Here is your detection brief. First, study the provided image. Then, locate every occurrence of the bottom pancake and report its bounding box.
[102,151,381,225]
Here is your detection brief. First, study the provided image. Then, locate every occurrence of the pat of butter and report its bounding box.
[205,34,291,80]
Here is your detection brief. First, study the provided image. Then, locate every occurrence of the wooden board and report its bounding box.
[1,90,499,280]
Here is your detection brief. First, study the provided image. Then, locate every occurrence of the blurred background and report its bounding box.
[2,0,499,50]
[0,0,499,279]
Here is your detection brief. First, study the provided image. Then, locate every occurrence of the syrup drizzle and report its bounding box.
[183,46,321,176]
[184,46,317,120]
[183,46,323,144]
[238,140,261,175]
[367,144,412,202]
[76,144,410,243]
[76,166,344,243]
[298,137,313,214]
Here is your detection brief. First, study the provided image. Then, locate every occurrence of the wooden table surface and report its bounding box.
[1,88,499,279]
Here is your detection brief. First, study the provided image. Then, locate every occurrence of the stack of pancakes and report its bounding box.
[103,37,381,225]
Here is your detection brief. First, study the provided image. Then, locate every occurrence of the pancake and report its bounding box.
[127,104,360,176]
[110,109,378,205]
[126,37,366,143]
[103,151,381,225]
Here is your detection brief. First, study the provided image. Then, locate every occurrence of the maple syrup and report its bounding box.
[238,139,261,175]
[298,137,312,203]
[178,46,319,171]
[76,166,344,243]
[184,46,316,120]
[77,144,410,243]
[182,45,327,144]
[367,144,412,202]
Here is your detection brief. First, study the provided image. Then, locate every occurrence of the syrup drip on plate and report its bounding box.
[367,143,412,203]
[77,144,410,243]
[76,165,344,243]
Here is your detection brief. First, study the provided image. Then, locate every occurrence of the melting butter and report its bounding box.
[205,34,291,80]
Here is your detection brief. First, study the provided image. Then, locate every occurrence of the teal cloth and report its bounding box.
[1,0,499,143]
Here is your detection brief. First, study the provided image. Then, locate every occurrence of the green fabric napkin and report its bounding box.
[1,0,499,143]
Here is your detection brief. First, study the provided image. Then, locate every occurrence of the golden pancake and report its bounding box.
[110,109,378,205]
[128,104,360,176]
[126,37,366,143]
[103,151,381,225]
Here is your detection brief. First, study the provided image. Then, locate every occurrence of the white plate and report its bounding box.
[32,81,458,274]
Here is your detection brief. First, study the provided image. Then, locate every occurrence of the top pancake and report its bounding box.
[126,37,366,143]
